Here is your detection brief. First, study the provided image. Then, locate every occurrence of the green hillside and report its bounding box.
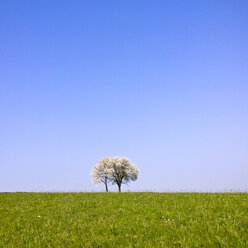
[0,193,247,247]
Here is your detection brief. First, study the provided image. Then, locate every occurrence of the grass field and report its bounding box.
[0,193,247,247]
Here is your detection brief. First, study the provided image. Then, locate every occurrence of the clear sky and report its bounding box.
[0,1,247,192]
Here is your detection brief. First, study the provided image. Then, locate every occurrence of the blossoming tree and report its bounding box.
[91,156,112,192]
[109,156,139,192]
[91,156,139,192]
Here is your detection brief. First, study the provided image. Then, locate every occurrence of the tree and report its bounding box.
[90,156,112,192]
[109,156,139,192]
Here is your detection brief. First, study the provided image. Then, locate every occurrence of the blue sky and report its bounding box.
[0,1,247,192]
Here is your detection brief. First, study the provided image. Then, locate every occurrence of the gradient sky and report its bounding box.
[1,1,248,192]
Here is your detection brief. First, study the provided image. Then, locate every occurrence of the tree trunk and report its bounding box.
[104,178,108,192]
[105,183,108,192]
[118,184,121,193]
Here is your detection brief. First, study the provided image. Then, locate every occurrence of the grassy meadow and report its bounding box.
[0,192,247,247]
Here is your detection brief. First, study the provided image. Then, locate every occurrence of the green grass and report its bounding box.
[0,193,247,247]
